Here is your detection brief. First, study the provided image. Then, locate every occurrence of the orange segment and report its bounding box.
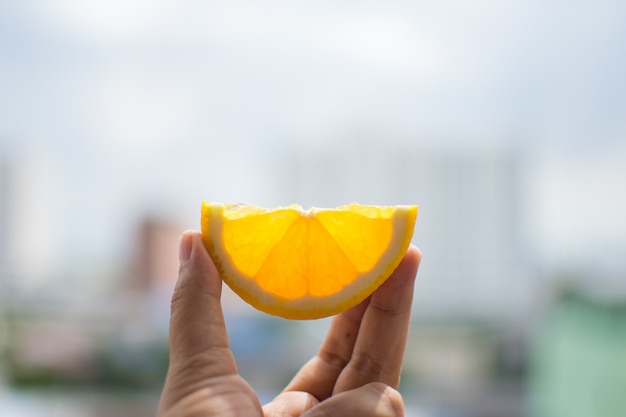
[201,201,418,320]
[306,217,356,297]
[256,216,309,299]
[222,208,299,277]
[316,210,392,273]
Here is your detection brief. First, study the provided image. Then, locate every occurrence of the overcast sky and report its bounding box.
[1,0,625,281]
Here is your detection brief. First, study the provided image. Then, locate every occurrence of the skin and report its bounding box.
[158,230,421,417]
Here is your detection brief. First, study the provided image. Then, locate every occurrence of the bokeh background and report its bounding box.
[1,1,626,416]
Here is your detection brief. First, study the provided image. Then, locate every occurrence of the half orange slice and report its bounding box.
[201,202,418,319]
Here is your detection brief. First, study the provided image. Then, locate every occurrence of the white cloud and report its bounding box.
[324,14,440,77]
[86,62,203,157]
[35,0,178,42]
[20,1,443,78]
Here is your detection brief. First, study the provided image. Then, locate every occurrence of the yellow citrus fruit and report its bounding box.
[201,201,418,319]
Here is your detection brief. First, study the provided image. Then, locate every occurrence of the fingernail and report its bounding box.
[179,232,193,263]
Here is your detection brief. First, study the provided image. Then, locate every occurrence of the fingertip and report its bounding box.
[390,245,420,286]
[301,383,405,417]
[367,245,419,314]
[174,229,221,297]
[405,244,422,268]
[366,383,405,416]
[178,230,195,264]
[384,245,420,289]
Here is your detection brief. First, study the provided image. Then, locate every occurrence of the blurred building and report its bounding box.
[0,157,10,384]
[0,156,10,286]
[131,216,181,333]
[0,153,60,290]
[0,214,180,398]
[276,139,532,321]
[134,217,180,294]
[530,289,626,417]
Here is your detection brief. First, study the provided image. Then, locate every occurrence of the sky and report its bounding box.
[1,0,626,284]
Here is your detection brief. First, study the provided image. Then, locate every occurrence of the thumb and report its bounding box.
[301,383,404,417]
[167,230,237,377]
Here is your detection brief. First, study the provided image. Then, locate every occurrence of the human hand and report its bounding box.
[157,230,421,417]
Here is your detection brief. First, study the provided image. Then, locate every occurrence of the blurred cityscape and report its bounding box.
[2,1,626,416]
[2,140,626,417]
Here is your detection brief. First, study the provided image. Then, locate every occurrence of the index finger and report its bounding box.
[332,245,421,394]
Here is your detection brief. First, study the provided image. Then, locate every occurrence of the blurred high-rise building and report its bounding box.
[0,157,10,284]
[0,153,60,290]
[276,139,531,320]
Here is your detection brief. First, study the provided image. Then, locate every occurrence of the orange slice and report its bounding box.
[201,202,418,319]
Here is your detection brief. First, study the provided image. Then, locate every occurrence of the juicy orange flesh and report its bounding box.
[222,208,393,299]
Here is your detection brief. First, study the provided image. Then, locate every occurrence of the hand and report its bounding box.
[157,230,421,417]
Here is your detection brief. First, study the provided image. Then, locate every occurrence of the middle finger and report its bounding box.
[332,245,420,393]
